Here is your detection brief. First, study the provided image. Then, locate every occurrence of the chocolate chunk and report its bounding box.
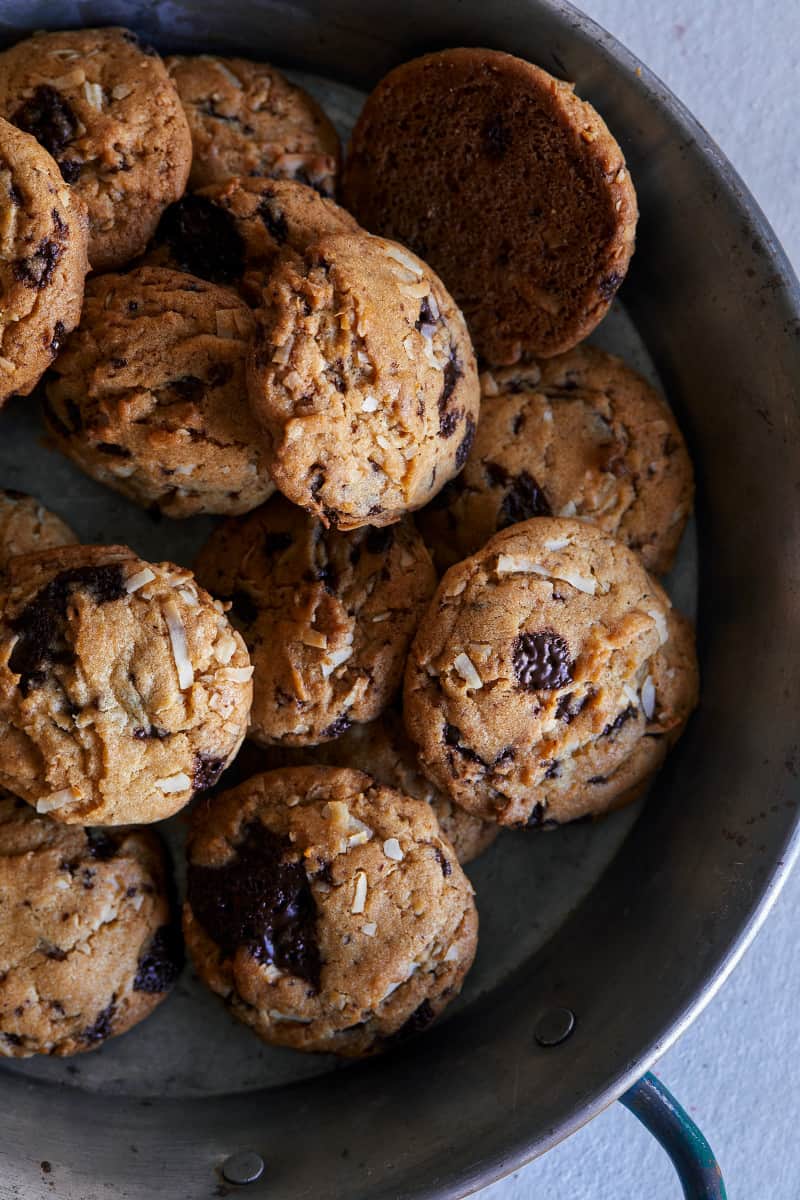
[598,271,623,300]
[321,714,351,740]
[12,85,77,160]
[483,114,512,159]
[526,802,546,828]
[187,822,322,991]
[229,590,258,625]
[439,410,459,438]
[9,564,127,695]
[433,846,452,877]
[484,465,551,528]
[86,829,118,860]
[58,159,82,183]
[50,320,66,356]
[439,348,463,420]
[415,295,438,332]
[13,239,62,289]
[258,196,288,243]
[133,925,184,993]
[513,630,573,691]
[81,998,116,1045]
[193,752,227,791]
[365,526,394,555]
[602,704,637,737]
[443,723,485,767]
[555,691,589,724]
[96,442,132,458]
[155,195,245,284]
[455,416,476,470]
[264,531,293,555]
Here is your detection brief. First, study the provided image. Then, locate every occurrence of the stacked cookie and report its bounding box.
[0,33,698,1061]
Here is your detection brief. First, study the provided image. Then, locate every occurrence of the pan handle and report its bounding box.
[620,1072,727,1199]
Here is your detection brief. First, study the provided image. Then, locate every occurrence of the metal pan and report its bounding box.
[1,2,798,1197]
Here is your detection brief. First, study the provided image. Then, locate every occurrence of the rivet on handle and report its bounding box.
[222,1150,265,1186]
[534,1007,576,1047]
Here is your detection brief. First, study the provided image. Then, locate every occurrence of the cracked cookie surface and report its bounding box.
[166,55,340,194]
[0,490,77,573]
[419,346,693,575]
[0,117,88,406]
[0,27,192,271]
[404,518,698,827]
[194,495,436,746]
[44,267,274,518]
[0,544,253,824]
[247,230,480,528]
[0,790,182,1057]
[184,766,478,1056]
[342,48,638,362]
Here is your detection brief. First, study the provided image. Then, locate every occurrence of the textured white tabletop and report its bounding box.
[482,3,800,1198]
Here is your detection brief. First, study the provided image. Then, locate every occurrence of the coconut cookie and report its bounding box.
[44,267,273,518]
[404,518,698,827]
[0,27,192,270]
[194,495,436,746]
[247,231,480,529]
[184,766,478,1056]
[0,791,182,1057]
[166,55,340,195]
[0,544,253,825]
[0,118,88,406]
[419,346,693,575]
[0,490,77,573]
[149,177,358,303]
[342,48,638,362]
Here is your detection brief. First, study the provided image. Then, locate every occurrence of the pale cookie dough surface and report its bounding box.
[44,267,273,518]
[0,544,253,825]
[0,790,182,1058]
[166,55,340,195]
[247,230,480,529]
[194,495,436,746]
[404,518,698,827]
[419,346,694,575]
[342,48,638,363]
[0,27,192,271]
[0,117,88,406]
[0,489,77,572]
[184,766,478,1056]
[148,177,358,304]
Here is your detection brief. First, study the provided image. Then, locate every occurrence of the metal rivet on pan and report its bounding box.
[534,1007,576,1047]
[222,1151,265,1185]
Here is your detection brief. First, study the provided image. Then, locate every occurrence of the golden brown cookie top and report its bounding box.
[342,48,638,362]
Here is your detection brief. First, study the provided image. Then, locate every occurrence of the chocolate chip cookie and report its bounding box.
[342,48,638,362]
[166,55,340,194]
[419,346,693,575]
[247,231,480,529]
[0,544,253,825]
[0,790,182,1057]
[404,518,698,827]
[194,495,436,746]
[149,176,358,303]
[0,489,77,572]
[184,766,478,1055]
[0,117,88,406]
[44,267,274,518]
[0,27,192,271]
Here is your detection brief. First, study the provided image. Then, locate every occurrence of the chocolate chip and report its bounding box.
[12,85,77,160]
[486,466,551,528]
[229,590,258,625]
[58,159,82,183]
[193,752,227,791]
[455,415,476,470]
[133,726,169,741]
[598,271,623,300]
[365,526,394,555]
[321,714,351,739]
[602,705,637,737]
[439,410,459,438]
[187,822,322,990]
[81,998,116,1045]
[155,195,245,284]
[42,943,67,961]
[264,531,292,555]
[483,114,512,159]
[258,195,288,243]
[96,442,132,458]
[543,760,560,780]
[555,691,589,724]
[434,846,452,877]
[133,925,184,993]
[50,320,66,355]
[86,829,117,860]
[512,630,573,691]
[13,239,62,289]
[526,803,546,828]
[9,565,127,694]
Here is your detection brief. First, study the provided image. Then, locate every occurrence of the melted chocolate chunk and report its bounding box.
[264,531,293,555]
[598,271,623,300]
[258,196,288,243]
[321,714,351,740]
[12,85,77,160]
[155,196,245,284]
[13,239,62,289]
[364,526,394,555]
[602,705,637,737]
[513,630,573,692]
[438,350,463,434]
[187,822,322,990]
[86,829,117,860]
[134,925,184,993]
[96,442,132,458]
[193,752,227,791]
[9,564,127,695]
[81,999,116,1045]
[455,416,476,470]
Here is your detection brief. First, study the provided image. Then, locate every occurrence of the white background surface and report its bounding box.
[481,3,800,1198]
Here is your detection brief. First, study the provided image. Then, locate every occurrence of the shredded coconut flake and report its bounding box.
[622,682,640,707]
[453,652,483,689]
[444,944,460,962]
[544,537,571,551]
[641,675,656,720]
[36,787,80,814]
[361,393,378,412]
[268,1009,311,1024]
[361,922,377,937]
[215,633,237,664]
[321,647,352,678]
[111,83,133,100]
[383,838,404,862]
[543,407,554,424]
[156,773,191,794]
[178,587,199,607]
[444,576,467,597]
[556,569,597,595]
[384,243,424,277]
[559,500,577,517]
[481,371,499,396]
[213,60,243,87]
[647,606,669,646]
[371,612,390,623]
[83,81,104,110]
[302,629,328,650]
[220,666,253,683]
[402,334,416,360]
[351,871,368,914]
[164,599,193,690]
[125,567,155,593]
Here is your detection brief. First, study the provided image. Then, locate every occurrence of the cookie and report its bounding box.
[0,117,88,406]
[0,489,77,572]
[342,48,638,362]
[254,709,498,864]
[165,55,340,194]
[194,495,436,746]
[404,518,698,827]
[0,27,192,271]
[247,231,480,529]
[0,544,253,825]
[149,176,358,303]
[0,790,182,1057]
[419,346,693,575]
[44,267,274,518]
[184,766,478,1056]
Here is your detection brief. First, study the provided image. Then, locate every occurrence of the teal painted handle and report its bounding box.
[620,1073,727,1199]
